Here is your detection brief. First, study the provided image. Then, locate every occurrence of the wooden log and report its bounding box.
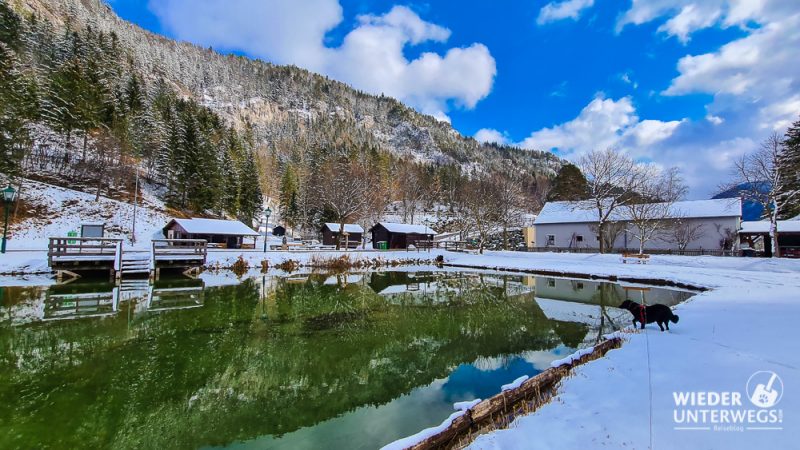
[408,337,622,450]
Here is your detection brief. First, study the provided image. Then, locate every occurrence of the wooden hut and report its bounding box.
[163,218,259,249]
[369,222,437,249]
[739,220,800,257]
[321,223,364,248]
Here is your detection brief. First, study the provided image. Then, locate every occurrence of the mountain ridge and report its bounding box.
[11,0,562,177]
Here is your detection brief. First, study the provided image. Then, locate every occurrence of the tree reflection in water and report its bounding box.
[0,271,691,449]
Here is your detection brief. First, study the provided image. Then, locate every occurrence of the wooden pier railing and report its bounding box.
[48,237,123,267]
[151,239,208,267]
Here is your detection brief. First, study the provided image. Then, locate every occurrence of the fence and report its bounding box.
[519,246,740,257]
[411,240,470,252]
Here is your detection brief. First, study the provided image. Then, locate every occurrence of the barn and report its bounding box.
[321,223,364,247]
[163,218,259,249]
[369,222,437,249]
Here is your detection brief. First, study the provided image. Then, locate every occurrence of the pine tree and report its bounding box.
[547,163,589,202]
[0,42,39,176]
[236,147,263,223]
[779,116,800,218]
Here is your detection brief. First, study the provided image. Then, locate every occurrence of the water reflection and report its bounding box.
[0,270,693,450]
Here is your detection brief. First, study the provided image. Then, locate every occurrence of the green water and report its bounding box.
[0,270,693,449]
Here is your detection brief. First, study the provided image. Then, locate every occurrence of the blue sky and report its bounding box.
[108,0,800,198]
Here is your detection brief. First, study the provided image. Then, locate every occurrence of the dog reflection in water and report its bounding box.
[619,300,680,331]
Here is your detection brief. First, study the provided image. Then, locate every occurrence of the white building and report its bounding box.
[533,198,742,251]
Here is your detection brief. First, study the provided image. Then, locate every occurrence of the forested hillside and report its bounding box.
[1,0,562,230]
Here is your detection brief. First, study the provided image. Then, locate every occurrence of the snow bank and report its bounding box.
[549,346,595,368]
[501,375,529,392]
[453,399,482,411]
[380,410,466,450]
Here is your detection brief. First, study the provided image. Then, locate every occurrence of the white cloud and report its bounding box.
[517,96,684,159]
[537,0,595,25]
[607,0,800,196]
[619,72,639,89]
[474,128,510,145]
[616,0,798,39]
[149,1,496,119]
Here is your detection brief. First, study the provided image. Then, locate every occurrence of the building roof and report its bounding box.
[534,198,742,225]
[372,222,437,235]
[322,223,364,233]
[168,218,259,236]
[740,220,800,234]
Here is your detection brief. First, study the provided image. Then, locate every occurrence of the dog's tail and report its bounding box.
[670,314,680,324]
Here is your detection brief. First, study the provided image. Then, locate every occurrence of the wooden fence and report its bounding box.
[411,240,470,252]
[522,247,740,257]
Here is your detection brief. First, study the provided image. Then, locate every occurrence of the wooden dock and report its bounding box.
[48,237,207,281]
[150,239,207,279]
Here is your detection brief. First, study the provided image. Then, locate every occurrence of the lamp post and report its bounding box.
[262,206,272,252]
[2,185,18,254]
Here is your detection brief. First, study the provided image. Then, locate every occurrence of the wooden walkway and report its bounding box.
[48,237,207,281]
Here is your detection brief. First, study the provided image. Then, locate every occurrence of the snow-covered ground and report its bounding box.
[5,178,171,249]
[421,252,800,450]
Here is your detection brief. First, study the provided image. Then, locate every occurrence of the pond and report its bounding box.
[0,269,694,450]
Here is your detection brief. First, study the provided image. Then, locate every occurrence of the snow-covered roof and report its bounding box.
[535,198,742,225]
[168,218,259,236]
[373,222,437,235]
[322,223,364,233]
[740,220,800,234]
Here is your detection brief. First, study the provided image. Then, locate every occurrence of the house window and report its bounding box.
[547,278,556,287]
[576,235,584,243]
[576,282,584,290]
[546,235,555,246]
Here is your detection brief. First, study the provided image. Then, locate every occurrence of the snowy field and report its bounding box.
[435,252,800,450]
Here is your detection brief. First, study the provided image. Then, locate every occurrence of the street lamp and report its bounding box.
[2,185,18,254]
[262,206,272,252]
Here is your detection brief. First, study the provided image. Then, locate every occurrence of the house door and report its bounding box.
[227,236,239,249]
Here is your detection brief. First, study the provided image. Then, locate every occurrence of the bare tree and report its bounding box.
[463,177,500,254]
[713,224,737,251]
[589,221,626,252]
[493,174,526,250]
[530,174,552,212]
[315,156,376,250]
[397,163,431,224]
[729,133,799,257]
[622,166,687,254]
[578,148,650,253]
[666,220,706,252]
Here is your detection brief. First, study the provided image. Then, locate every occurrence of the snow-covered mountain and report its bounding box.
[11,0,562,177]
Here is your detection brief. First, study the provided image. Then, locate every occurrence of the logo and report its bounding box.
[672,370,784,432]
[747,371,783,408]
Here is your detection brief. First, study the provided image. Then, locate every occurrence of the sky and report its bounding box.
[108,0,800,198]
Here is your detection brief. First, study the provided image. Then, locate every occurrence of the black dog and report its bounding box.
[619,300,679,331]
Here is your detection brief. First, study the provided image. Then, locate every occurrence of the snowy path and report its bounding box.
[425,252,800,450]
